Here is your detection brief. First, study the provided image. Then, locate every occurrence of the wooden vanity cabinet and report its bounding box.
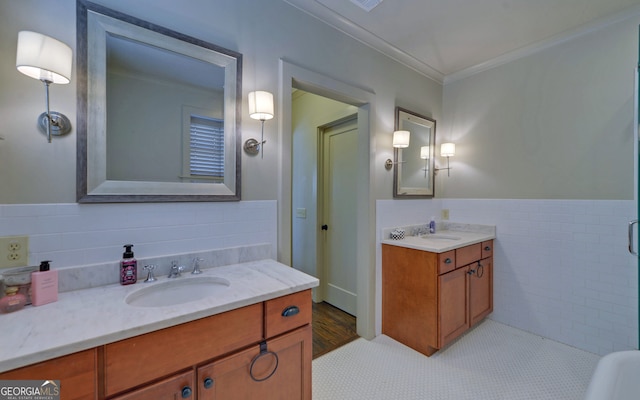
[0,290,312,400]
[382,240,493,356]
[105,290,312,399]
[0,348,98,400]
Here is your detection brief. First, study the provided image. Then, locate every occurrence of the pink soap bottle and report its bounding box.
[120,244,137,285]
[31,260,58,306]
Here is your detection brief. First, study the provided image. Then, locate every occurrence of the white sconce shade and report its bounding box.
[16,31,72,84]
[392,130,410,148]
[441,142,456,157]
[420,146,429,159]
[248,91,274,121]
[16,31,73,143]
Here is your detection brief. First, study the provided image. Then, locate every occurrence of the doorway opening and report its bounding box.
[279,59,376,341]
[291,90,359,355]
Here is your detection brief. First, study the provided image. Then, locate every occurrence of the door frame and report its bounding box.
[278,59,376,339]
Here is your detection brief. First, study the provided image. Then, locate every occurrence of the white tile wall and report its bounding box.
[376,199,639,356]
[0,201,277,269]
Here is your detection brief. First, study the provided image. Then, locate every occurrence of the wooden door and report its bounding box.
[438,266,469,347]
[197,325,312,400]
[469,258,493,326]
[110,371,194,400]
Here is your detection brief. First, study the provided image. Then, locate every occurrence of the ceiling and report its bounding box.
[284,0,640,83]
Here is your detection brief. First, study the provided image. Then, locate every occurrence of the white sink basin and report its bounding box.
[420,234,462,240]
[125,276,231,307]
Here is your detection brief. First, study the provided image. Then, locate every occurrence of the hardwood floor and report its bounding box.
[312,301,359,359]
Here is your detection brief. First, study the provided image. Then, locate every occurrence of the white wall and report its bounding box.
[0,201,276,268]
[439,15,637,200]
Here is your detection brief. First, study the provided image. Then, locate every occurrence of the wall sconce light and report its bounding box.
[420,145,429,177]
[435,142,455,176]
[244,90,274,158]
[16,31,73,143]
[385,130,410,170]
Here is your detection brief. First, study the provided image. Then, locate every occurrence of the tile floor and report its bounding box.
[312,319,601,400]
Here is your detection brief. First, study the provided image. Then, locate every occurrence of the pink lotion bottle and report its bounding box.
[31,260,58,306]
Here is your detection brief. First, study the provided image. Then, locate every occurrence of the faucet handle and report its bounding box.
[192,257,204,275]
[168,261,185,278]
[143,264,157,282]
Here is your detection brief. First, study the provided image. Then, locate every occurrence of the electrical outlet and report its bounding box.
[0,236,29,268]
[441,209,450,220]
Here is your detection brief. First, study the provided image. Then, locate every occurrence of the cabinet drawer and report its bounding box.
[104,303,263,397]
[456,243,481,268]
[265,290,312,338]
[0,349,97,400]
[110,370,194,400]
[481,240,493,259]
[438,250,456,275]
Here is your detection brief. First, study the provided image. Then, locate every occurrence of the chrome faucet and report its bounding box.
[191,257,204,274]
[143,264,157,282]
[168,261,185,278]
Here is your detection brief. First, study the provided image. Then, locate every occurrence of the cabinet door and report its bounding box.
[0,349,97,400]
[469,258,493,326]
[438,267,469,347]
[104,303,262,396]
[197,325,312,400]
[110,370,194,400]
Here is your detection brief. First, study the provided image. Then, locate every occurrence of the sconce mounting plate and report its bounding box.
[243,138,261,155]
[385,159,393,170]
[38,112,72,137]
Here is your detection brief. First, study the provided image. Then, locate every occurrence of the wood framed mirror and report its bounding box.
[393,107,436,198]
[77,0,242,202]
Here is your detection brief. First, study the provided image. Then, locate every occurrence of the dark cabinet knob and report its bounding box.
[181,386,192,398]
[484,246,491,251]
[321,224,328,231]
[203,377,214,389]
[444,258,452,264]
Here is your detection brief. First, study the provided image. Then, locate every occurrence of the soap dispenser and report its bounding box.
[31,260,58,306]
[429,216,436,234]
[120,244,137,285]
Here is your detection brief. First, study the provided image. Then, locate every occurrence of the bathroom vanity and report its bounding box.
[381,224,495,356]
[0,259,318,400]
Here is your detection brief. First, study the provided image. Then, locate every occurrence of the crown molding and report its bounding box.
[283,0,444,83]
[443,4,640,84]
[284,1,640,87]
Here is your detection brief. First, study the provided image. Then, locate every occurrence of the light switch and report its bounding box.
[296,208,307,219]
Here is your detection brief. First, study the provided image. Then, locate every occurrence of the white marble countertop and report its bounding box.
[381,225,496,253]
[0,259,319,373]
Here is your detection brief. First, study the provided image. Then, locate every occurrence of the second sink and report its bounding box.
[420,234,462,240]
[125,276,231,307]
